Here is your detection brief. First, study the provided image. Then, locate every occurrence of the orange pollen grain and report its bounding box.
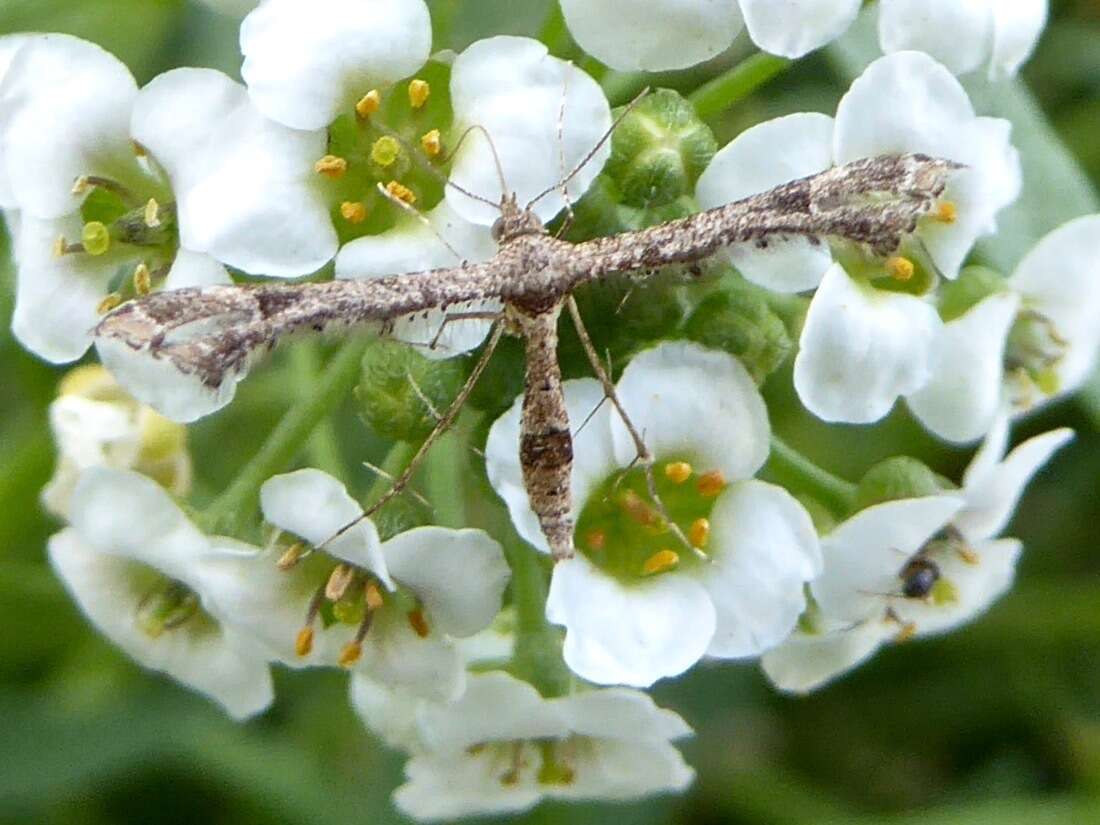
[886,256,915,282]
[407,609,430,638]
[935,201,958,224]
[642,549,680,576]
[340,201,368,224]
[689,518,710,549]
[620,490,659,527]
[384,180,416,205]
[696,470,727,498]
[295,626,315,657]
[355,89,382,118]
[663,461,693,484]
[96,293,123,315]
[314,154,348,179]
[337,641,363,668]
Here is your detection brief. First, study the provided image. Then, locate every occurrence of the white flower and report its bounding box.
[377,671,694,820]
[765,416,1072,693]
[0,36,331,362]
[487,341,822,687]
[695,52,1020,424]
[878,0,1048,79]
[0,33,36,208]
[560,0,862,71]
[196,0,259,17]
[909,215,1100,441]
[41,365,191,520]
[241,3,611,355]
[197,469,510,701]
[56,467,274,719]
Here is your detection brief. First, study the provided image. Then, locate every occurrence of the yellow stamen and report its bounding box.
[96,293,123,315]
[131,139,148,157]
[338,640,363,667]
[295,626,315,657]
[956,546,980,566]
[407,609,430,638]
[355,89,382,118]
[364,580,385,612]
[370,135,401,167]
[585,528,606,551]
[408,78,430,109]
[143,198,162,228]
[325,563,355,601]
[935,201,958,224]
[697,470,727,498]
[886,255,915,282]
[894,622,917,644]
[420,128,442,158]
[664,461,693,484]
[384,180,416,205]
[276,541,306,571]
[314,154,348,179]
[642,549,680,576]
[340,201,368,224]
[688,517,710,549]
[132,263,152,296]
[81,221,111,256]
[53,236,67,257]
[71,176,92,195]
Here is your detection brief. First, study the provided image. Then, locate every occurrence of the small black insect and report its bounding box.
[899,555,941,599]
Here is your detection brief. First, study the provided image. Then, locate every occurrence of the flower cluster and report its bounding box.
[3,0,1093,819]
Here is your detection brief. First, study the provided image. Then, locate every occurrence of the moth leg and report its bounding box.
[565,295,696,556]
[428,310,505,351]
[319,322,505,549]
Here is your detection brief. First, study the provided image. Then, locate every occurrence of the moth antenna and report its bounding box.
[375,182,465,264]
[553,63,577,238]
[446,123,511,204]
[526,86,651,211]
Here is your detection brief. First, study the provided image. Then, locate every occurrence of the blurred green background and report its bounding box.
[2,1,1099,823]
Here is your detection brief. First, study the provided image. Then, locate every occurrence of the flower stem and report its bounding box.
[200,339,368,532]
[423,419,467,529]
[689,52,791,120]
[765,434,857,516]
[504,535,571,699]
[289,342,346,479]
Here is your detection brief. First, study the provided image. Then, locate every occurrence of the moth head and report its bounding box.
[491,194,547,242]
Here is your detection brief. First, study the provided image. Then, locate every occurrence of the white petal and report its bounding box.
[349,674,426,752]
[555,688,692,742]
[0,34,37,208]
[546,555,717,687]
[259,469,391,587]
[907,291,1020,443]
[485,378,618,554]
[549,739,694,801]
[960,409,1009,492]
[381,527,509,638]
[0,35,140,219]
[1009,215,1100,396]
[360,609,466,701]
[990,1,1048,79]
[956,428,1073,541]
[702,481,822,658]
[794,265,942,423]
[695,113,835,292]
[416,671,566,751]
[48,529,274,720]
[811,495,964,622]
[741,0,860,59]
[132,68,337,277]
[611,341,771,481]
[11,214,116,362]
[395,749,543,820]
[240,0,432,130]
[446,37,612,224]
[761,618,892,694]
[163,248,232,289]
[560,0,743,72]
[877,0,992,76]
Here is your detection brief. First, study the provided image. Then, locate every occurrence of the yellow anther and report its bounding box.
[956,546,980,566]
[408,78,431,109]
[407,608,430,638]
[81,221,111,256]
[886,256,915,282]
[370,135,401,167]
[325,563,355,601]
[642,549,680,576]
[619,489,660,527]
[894,622,918,644]
[935,201,958,224]
[664,461,693,484]
[340,201,368,224]
[53,236,68,257]
[314,154,349,179]
[132,262,152,296]
[365,580,385,611]
[96,293,123,315]
[143,198,162,228]
[420,128,442,158]
[585,528,606,551]
[356,88,382,118]
[697,470,727,498]
[71,175,92,195]
[688,517,710,549]
[384,180,416,205]
[131,139,148,157]
[338,640,363,667]
[295,626,315,657]
[277,541,306,571]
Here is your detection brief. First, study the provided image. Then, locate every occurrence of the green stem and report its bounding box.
[766,434,857,516]
[200,339,368,532]
[289,343,346,479]
[423,420,467,529]
[363,440,417,510]
[504,535,571,699]
[689,52,791,120]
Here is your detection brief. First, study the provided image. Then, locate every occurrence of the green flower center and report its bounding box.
[135,579,201,638]
[1005,309,1067,398]
[575,457,725,581]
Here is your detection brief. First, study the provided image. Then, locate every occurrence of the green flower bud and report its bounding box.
[939,265,1007,321]
[603,88,717,208]
[356,339,466,443]
[681,286,792,384]
[855,456,946,510]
